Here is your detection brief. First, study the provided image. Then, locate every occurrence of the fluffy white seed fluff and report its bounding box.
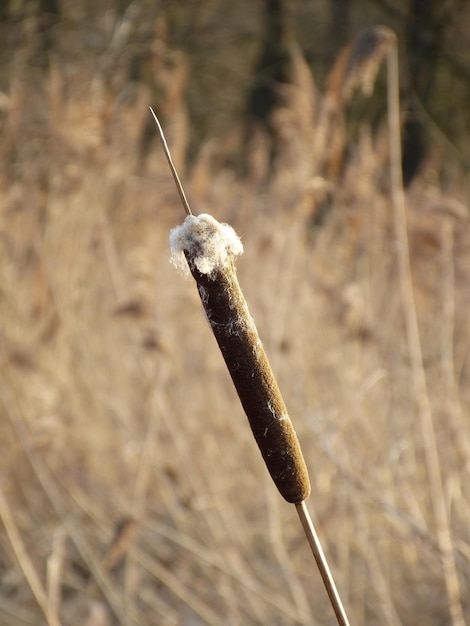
[170,213,243,277]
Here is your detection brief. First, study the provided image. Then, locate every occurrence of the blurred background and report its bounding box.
[0,1,469,624]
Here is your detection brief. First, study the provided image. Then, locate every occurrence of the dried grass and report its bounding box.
[0,20,469,626]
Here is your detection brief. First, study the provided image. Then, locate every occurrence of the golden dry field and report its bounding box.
[0,5,469,625]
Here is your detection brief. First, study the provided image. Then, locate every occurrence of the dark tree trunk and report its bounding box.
[401,0,452,184]
[407,0,450,98]
[35,0,60,62]
[327,0,351,65]
[248,0,295,126]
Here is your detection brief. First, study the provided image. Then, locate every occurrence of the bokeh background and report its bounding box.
[0,1,469,625]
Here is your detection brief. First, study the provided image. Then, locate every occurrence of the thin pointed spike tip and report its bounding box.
[149,107,192,217]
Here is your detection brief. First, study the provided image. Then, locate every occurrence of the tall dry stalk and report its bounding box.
[0,488,56,626]
[0,385,140,626]
[385,39,466,626]
[315,26,395,180]
[320,27,466,624]
[152,109,351,626]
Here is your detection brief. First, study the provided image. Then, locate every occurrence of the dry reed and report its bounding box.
[1,12,469,624]
[385,36,466,626]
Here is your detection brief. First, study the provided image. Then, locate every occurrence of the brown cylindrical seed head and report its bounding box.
[170,214,311,503]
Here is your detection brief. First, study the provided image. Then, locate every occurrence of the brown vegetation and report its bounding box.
[0,7,469,626]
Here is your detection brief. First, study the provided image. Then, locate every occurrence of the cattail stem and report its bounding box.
[149,106,192,216]
[296,501,350,626]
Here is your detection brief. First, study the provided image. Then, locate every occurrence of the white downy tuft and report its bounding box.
[170,213,243,277]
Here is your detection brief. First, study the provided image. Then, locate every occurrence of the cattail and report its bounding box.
[170,213,311,503]
[153,107,349,626]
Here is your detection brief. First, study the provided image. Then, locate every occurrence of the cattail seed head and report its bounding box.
[170,213,243,277]
[170,214,311,503]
